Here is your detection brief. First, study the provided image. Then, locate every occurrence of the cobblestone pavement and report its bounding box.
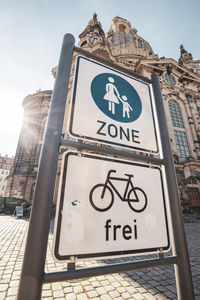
[0,215,199,300]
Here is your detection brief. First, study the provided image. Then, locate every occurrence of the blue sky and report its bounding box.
[0,0,200,157]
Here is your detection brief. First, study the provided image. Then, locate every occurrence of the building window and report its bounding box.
[197,102,200,113]
[137,39,143,48]
[80,41,87,47]
[164,72,176,86]
[188,188,200,206]
[174,130,190,158]
[187,177,198,185]
[168,100,184,128]
[119,24,126,32]
[30,183,36,201]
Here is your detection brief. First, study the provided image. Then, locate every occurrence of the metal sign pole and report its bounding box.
[151,73,194,300]
[17,34,75,300]
[17,35,194,300]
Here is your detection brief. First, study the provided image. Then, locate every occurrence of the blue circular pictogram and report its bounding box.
[91,73,142,123]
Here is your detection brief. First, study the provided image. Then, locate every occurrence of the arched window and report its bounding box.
[168,100,184,128]
[80,41,87,47]
[119,24,126,32]
[164,73,176,86]
[187,177,198,185]
[137,39,143,48]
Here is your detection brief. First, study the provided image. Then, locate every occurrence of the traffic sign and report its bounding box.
[54,151,169,261]
[68,56,159,153]
[18,35,195,300]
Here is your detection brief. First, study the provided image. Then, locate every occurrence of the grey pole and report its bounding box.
[43,256,177,283]
[17,34,75,300]
[151,73,194,300]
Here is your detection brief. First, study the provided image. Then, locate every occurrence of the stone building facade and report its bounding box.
[5,91,52,200]
[0,155,14,196]
[6,15,200,213]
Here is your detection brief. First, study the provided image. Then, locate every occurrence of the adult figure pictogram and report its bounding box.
[103,77,120,114]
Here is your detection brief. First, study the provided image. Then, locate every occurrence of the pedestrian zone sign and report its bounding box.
[53,151,170,261]
[68,56,159,153]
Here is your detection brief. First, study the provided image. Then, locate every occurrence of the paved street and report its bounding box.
[0,215,199,300]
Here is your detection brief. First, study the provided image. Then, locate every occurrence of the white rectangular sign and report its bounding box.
[54,151,169,261]
[68,56,159,153]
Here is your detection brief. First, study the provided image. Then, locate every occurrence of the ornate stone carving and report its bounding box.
[79,14,106,48]
[92,48,110,60]
[179,45,193,65]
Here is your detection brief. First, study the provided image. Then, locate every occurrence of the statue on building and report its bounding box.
[179,45,193,65]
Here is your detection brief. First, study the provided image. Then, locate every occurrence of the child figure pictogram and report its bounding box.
[120,95,133,118]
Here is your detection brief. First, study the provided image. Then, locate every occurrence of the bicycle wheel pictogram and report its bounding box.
[127,187,147,212]
[89,184,114,212]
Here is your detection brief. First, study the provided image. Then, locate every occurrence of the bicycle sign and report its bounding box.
[90,169,147,213]
[53,151,170,261]
[68,56,159,154]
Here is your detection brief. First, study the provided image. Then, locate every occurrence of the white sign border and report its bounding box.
[53,151,170,262]
[68,56,159,154]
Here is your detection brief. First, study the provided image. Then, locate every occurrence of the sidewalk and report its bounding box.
[0,216,199,299]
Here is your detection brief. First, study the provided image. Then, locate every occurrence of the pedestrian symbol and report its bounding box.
[69,56,158,153]
[91,73,142,123]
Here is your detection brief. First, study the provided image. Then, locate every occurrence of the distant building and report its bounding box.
[6,15,200,213]
[5,91,52,200]
[0,155,14,196]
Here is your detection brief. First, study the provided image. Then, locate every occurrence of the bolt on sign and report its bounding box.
[53,151,169,261]
[68,56,159,153]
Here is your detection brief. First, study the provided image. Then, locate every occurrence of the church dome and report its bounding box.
[107,17,154,58]
[78,15,155,63]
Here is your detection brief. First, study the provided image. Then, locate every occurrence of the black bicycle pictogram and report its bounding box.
[89,169,147,213]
